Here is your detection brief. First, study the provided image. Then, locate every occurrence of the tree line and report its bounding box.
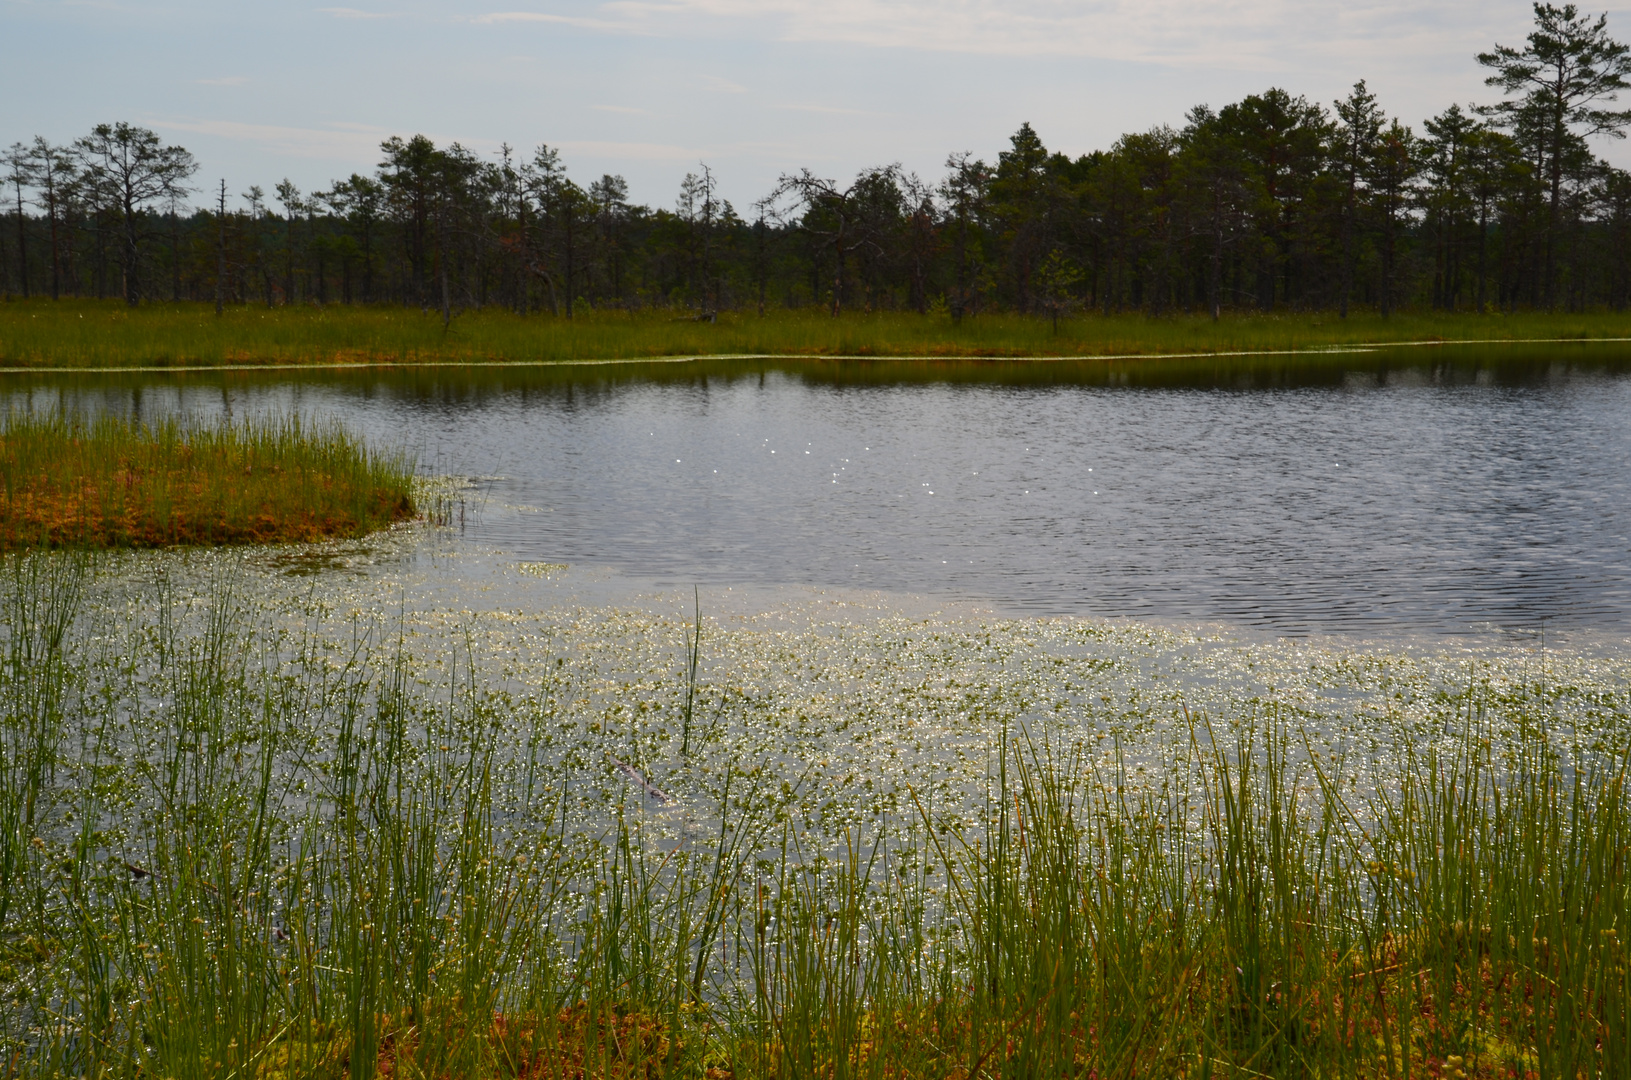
[4,3,1631,320]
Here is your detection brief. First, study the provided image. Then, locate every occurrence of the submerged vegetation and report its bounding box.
[1,299,1630,368]
[1,548,1628,1077]
[0,411,414,547]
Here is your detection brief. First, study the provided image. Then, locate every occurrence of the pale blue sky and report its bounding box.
[6,0,1631,210]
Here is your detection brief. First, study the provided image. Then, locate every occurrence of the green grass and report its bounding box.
[1,552,1628,1078]
[2,299,1631,368]
[0,411,415,548]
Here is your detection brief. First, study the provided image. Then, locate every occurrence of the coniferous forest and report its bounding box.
[5,4,1631,321]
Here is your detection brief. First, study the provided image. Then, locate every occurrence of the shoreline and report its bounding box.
[2,332,1631,374]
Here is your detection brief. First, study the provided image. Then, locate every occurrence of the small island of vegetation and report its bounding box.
[0,411,415,548]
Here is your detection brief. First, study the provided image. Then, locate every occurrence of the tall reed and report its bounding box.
[0,554,1625,1078]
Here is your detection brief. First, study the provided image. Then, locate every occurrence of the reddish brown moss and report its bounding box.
[0,414,415,549]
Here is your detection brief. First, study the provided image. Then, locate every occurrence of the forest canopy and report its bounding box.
[4,3,1631,320]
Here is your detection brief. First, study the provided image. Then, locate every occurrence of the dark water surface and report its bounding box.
[11,344,1631,637]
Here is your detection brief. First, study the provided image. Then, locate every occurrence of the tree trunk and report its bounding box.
[1544,120,1562,310]
[1476,201,1488,312]
[48,190,60,300]
[95,221,107,300]
[517,199,529,315]
[1211,182,1223,322]
[441,257,450,329]
[122,190,141,306]
[170,212,181,302]
[830,218,845,317]
[1211,237,1222,322]
[284,214,295,305]
[567,214,576,319]
[1380,209,1393,319]
[755,217,767,317]
[438,208,451,330]
[362,222,374,304]
[12,180,28,300]
[215,181,226,316]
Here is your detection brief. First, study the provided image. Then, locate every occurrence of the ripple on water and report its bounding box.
[58,542,1631,865]
[15,352,1631,637]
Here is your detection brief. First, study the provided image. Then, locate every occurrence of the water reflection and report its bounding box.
[6,343,1631,638]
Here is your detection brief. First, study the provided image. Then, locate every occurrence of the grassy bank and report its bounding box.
[2,299,1631,368]
[2,552,1628,1078]
[0,411,414,547]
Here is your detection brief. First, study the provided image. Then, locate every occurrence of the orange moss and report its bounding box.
[307,1004,700,1080]
[0,421,415,549]
[241,965,1602,1080]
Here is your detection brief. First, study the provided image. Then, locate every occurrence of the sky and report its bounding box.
[6,0,1631,211]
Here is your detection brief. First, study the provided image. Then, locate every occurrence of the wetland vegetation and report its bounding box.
[1,547,1628,1078]
[0,411,414,548]
[1,300,1629,369]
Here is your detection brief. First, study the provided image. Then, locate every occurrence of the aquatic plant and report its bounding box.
[0,410,415,548]
[0,549,1627,1077]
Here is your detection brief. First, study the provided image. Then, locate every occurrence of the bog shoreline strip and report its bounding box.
[1,335,1629,374]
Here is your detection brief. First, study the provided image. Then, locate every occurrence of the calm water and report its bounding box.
[11,345,1631,637]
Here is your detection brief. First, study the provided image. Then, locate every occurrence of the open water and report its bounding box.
[9,342,1631,639]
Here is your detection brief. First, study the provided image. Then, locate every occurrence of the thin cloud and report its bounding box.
[316,7,402,18]
[536,0,1514,72]
[150,118,392,159]
[472,11,647,32]
[556,139,702,160]
[593,104,649,114]
[775,103,879,116]
[702,75,747,93]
